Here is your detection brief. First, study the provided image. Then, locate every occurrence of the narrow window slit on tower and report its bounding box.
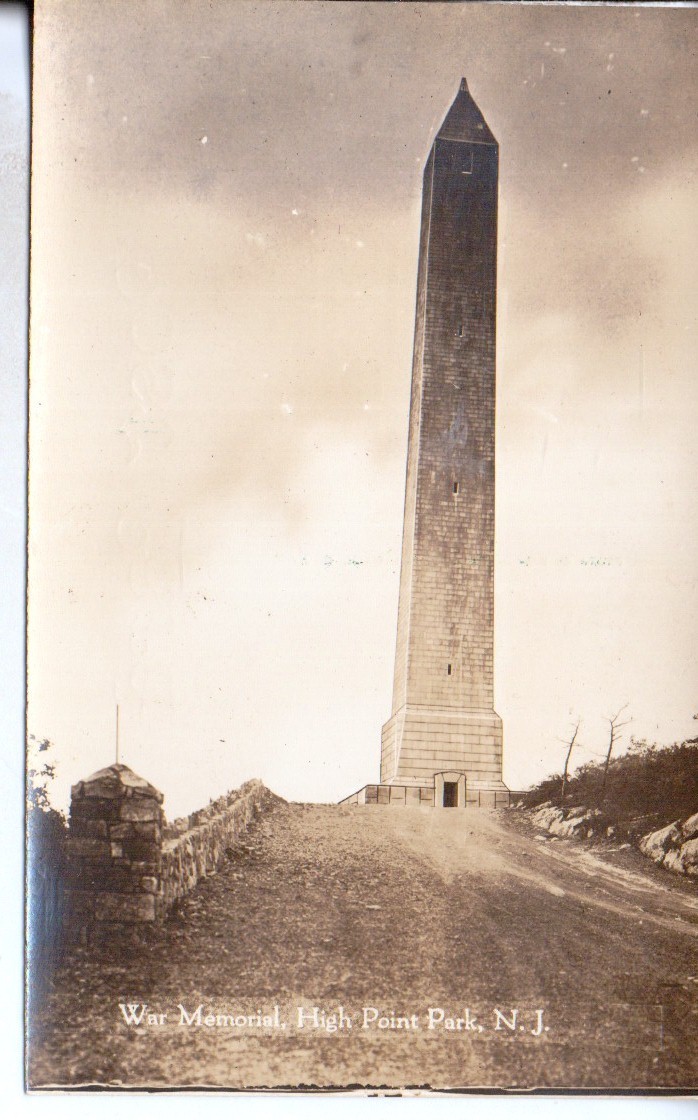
[453,481,459,494]
[447,663,452,676]
[458,324,464,337]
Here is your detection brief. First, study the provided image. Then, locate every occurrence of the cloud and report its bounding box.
[39,2,697,213]
[29,1,698,810]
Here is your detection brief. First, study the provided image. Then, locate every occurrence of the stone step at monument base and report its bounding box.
[339,779,510,810]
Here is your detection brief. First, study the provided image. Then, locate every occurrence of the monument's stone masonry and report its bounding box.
[64,764,279,940]
[344,80,509,810]
[341,781,510,810]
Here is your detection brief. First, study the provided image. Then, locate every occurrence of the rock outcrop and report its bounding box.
[527,800,698,878]
[639,813,698,877]
[530,802,611,841]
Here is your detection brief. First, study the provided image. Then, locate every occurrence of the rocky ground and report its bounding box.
[28,801,698,1092]
[513,799,698,879]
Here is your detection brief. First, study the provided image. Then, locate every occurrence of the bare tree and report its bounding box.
[559,720,581,804]
[601,705,630,797]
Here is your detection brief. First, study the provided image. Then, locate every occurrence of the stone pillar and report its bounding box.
[64,763,164,942]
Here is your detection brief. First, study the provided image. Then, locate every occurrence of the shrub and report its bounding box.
[521,737,698,828]
[26,739,69,1014]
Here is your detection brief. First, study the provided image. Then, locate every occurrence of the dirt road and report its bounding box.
[28,802,698,1091]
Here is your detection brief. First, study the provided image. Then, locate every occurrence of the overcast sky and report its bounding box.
[29,1,697,817]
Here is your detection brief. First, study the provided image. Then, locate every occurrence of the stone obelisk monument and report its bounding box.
[343,79,509,809]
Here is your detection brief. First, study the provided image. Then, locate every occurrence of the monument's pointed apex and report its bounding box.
[437,79,497,145]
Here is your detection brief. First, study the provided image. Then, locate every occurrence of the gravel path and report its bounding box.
[28,802,697,1091]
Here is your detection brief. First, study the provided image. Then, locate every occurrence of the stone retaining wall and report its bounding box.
[64,764,280,941]
[160,780,279,912]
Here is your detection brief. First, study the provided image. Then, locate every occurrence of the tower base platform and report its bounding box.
[339,777,511,810]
